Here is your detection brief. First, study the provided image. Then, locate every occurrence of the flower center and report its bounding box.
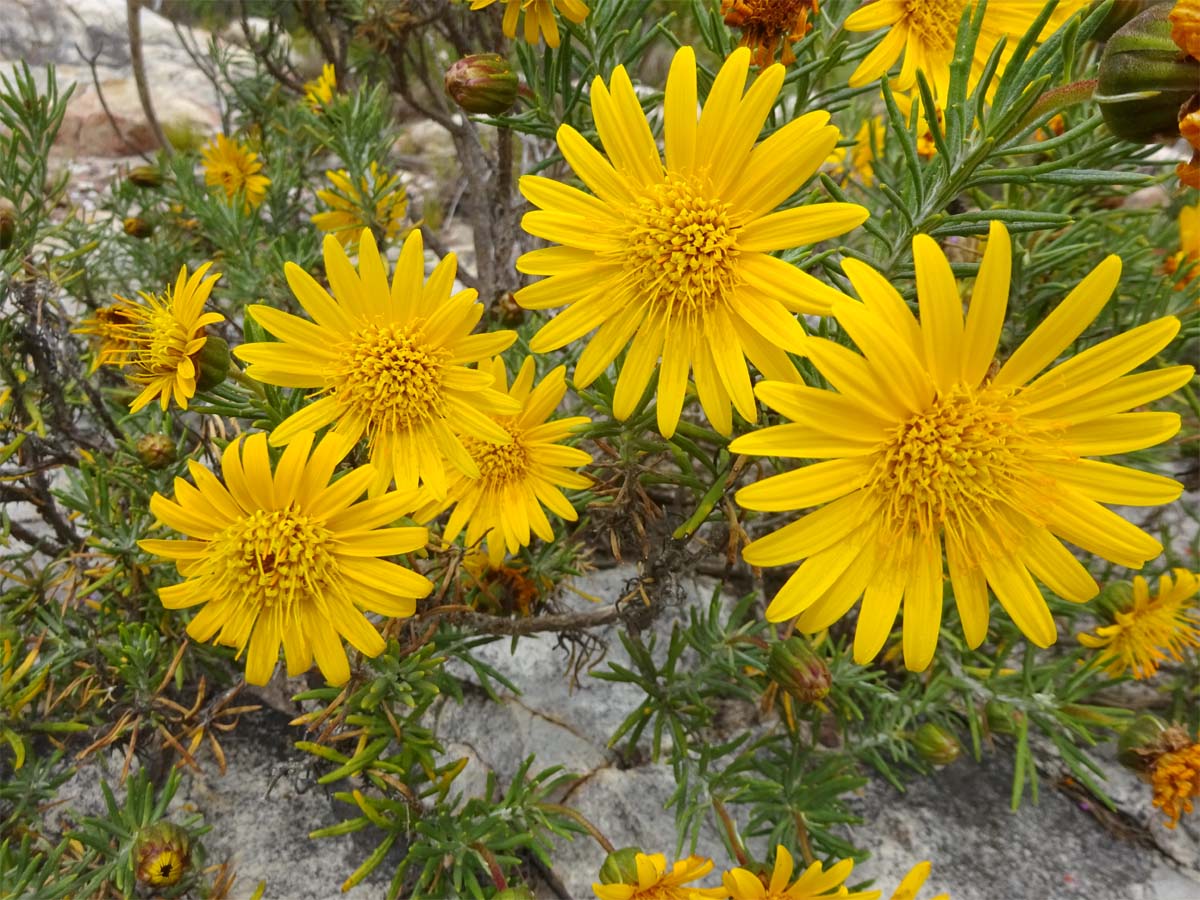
[466,421,528,487]
[867,388,1043,553]
[210,507,336,612]
[331,321,450,433]
[620,174,741,317]
[143,305,191,372]
[904,0,968,53]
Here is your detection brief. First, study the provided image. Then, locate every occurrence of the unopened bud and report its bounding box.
[984,700,1022,737]
[767,636,832,704]
[913,722,961,766]
[1094,579,1135,620]
[136,434,177,469]
[444,54,519,115]
[0,198,15,249]
[1117,714,1168,772]
[123,216,154,239]
[134,821,190,887]
[1091,0,1160,43]
[194,335,230,393]
[127,165,162,188]
[1095,4,1200,143]
[493,889,535,900]
[599,847,642,884]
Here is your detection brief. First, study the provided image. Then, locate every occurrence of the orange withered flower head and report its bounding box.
[722,0,819,66]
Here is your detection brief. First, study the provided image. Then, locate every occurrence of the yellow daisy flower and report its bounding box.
[471,0,589,48]
[140,432,433,686]
[422,356,592,566]
[234,229,519,498]
[888,861,948,900]
[516,46,868,438]
[75,263,223,412]
[1078,570,1200,680]
[844,0,1088,99]
[312,162,409,251]
[721,845,879,899]
[201,133,270,211]
[593,853,724,900]
[1165,203,1200,290]
[732,220,1193,671]
[305,62,337,109]
[75,305,137,373]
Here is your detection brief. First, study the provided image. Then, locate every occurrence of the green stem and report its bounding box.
[712,798,749,867]
[473,843,507,890]
[1180,382,1200,424]
[227,362,267,399]
[540,803,615,854]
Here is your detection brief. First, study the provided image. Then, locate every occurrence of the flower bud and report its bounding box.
[598,847,642,884]
[913,722,961,766]
[1091,0,1160,43]
[123,216,154,239]
[1117,714,1168,772]
[127,165,163,188]
[193,335,230,393]
[494,889,536,900]
[1095,3,1200,143]
[444,54,519,115]
[1093,579,1134,620]
[984,699,1022,737]
[136,434,177,470]
[767,636,831,704]
[134,821,190,887]
[0,197,14,250]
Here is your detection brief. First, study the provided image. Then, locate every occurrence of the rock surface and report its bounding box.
[109,564,1191,899]
[1,0,227,155]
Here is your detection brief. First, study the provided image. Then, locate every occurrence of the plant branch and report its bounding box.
[126,0,172,156]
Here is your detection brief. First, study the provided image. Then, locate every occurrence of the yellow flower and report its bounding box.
[827,116,885,186]
[201,133,270,211]
[888,861,948,900]
[422,356,592,566]
[305,62,337,109]
[721,0,819,66]
[312,162,409,251]
[731,220,1193,671]
[471,0,589,47]
[140,432,433,686]
[593,853,724,900]
[1151,737,1200,828]
[844,0,1088,99]
[134,822,190,888]
[235,229,519,498]
[721,845,879,899]
[75,264,223,412]
[1078,570,1200,679]
[516,46,867,438]
[1165,203,1200,290]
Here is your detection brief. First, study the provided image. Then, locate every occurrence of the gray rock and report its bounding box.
[0,0,228,156]
[850,746,1200,900]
